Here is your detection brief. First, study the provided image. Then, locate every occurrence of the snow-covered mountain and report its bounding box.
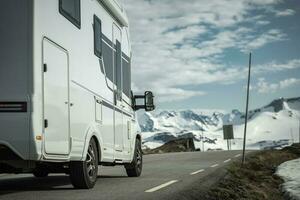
[138,97,300,150]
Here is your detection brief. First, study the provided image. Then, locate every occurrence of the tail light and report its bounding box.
[0,102,27,113]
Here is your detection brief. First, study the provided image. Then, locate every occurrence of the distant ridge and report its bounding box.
[138,97,300,150]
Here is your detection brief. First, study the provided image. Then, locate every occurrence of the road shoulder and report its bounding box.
[174,144,300,200]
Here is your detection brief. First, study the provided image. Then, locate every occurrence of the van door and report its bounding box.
[43,38,70,155]
[113,24,124,155]
[122,57,133,157]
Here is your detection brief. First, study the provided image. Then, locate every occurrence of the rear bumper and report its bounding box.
[0,144,23,160]
[0,144,31,173]
[0,110,31,160]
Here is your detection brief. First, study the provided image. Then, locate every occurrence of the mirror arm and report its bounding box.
[134,105,146,111]
[132,95,145,111]
[134,95,145,99]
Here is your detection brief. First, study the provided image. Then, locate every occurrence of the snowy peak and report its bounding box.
[179,110,205,123]
[138,112,155,132]
[138,97,300,133]
[138,110,219,133]
[264,97,300,112]
[139,97,300,150]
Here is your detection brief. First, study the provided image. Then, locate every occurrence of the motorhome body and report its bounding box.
[0,0,154,188]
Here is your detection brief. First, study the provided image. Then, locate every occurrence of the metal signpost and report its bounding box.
[223,124,234,150]
[242,53,252,166]
[291,128,294,144]
[202,129,204,152]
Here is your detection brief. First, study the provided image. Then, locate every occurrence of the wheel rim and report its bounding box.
[86,144,97,180]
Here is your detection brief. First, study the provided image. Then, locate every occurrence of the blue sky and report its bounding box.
[125,0,300,111]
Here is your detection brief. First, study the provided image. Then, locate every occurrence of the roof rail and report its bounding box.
[99,0,129,27]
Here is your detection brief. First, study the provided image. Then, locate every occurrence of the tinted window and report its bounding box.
[122,59,131,98]
[59,0,81,29]
[102,42,114,82]
[115,41,122,92]
[94,15,102,58]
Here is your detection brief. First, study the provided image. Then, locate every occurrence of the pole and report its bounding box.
[202,131,204,152]
[291,128,294,144]
[201,112,204,152]
[242,53,252,166]
[299,119,300,143]
[227,139,229,151]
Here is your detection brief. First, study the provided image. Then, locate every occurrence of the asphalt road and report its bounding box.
[0,150,246,200]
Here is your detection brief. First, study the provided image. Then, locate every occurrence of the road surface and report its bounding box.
[0,150,246,200]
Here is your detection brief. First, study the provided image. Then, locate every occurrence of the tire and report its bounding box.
[69,138,99,189]
[33,169,49,178]
[125,139,142,177]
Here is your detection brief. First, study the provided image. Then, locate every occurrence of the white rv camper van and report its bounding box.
[0,0,155,189]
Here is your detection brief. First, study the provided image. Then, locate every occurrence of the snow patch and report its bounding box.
[276,158,300,200]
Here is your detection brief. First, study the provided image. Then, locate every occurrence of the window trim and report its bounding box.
[93,15,102,58]
[59,0,81,29]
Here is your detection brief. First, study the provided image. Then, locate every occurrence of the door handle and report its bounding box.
[65,102,74,107]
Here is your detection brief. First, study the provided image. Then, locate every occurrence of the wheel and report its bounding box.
[125,139,143,177]
[69,138,99,189]
[33,169,49,178]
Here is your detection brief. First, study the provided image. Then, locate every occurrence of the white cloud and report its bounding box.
[275,9,296,17]
[254,59,300,74]
[124,0,295,102]
[256,78,279,93]
[155,88,206,103]
[240,29,287,52]
[253,78,300,94]
[247,0,282,5]
[279,78,300,89]
[257,20,271,25]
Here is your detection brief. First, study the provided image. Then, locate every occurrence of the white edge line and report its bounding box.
[190,169,205,175]
[224,159,231,163]
[210,164,219,168]
[145,180,178,193]
[234,154,241,158]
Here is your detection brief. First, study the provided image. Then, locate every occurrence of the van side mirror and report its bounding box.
[144,91,155,111]
[132,91,155,111]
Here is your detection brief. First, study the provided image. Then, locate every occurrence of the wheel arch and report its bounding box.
[136,133,142,142]
[129,133,142,162]
[81,125,103,163]
[91,135,101,163]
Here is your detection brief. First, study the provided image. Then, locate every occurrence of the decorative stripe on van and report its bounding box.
[102,100,132,118]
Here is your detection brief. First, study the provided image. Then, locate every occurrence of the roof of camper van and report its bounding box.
[100,0,129,27]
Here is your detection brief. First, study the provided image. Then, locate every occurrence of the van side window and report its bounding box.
[115,41,122,94]
[102,41,114,82]
[94,15,102,58]
[59,0,81,29]
[122,59,131,98]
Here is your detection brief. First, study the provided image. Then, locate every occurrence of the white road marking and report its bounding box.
[224,159,231,163]
[210,164,219,168]
[190,169,205,175]
[234,154,241,158]
[145,180,179,193]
